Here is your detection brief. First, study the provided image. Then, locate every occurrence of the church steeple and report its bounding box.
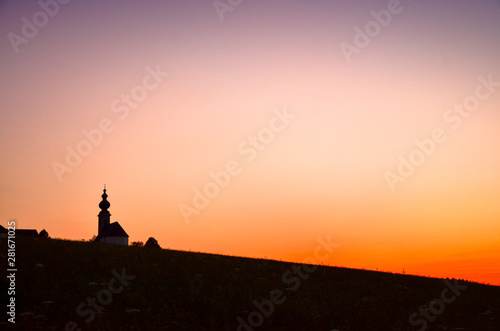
[98,186,111,235]
[99,186,110,212]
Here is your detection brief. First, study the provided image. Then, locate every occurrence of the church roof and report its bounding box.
[96,221,129,241]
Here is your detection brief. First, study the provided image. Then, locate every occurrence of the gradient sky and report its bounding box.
[1,0,499,285]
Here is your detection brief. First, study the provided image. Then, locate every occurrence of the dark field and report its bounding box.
[1,238,499,330]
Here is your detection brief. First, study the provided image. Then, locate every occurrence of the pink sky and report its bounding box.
[1,0,500,285]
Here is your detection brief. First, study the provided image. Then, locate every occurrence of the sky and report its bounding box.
[1,0,500,285]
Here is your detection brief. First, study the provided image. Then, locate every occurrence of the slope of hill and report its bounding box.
[1,238,499,330]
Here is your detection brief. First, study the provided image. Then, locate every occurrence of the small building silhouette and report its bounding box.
[95,187,129,245]
[16,229,39,237]
[0,225,38,239]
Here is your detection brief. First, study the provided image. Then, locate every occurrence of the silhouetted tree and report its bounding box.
[39,229,50,239]
[131,241,144,247]
[144,237,161,249]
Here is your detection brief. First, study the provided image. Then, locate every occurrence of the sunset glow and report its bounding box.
[1,0,499,285]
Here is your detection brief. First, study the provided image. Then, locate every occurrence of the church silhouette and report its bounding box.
[95,187,129,245]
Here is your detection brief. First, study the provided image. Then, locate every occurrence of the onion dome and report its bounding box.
[99,187,110,211]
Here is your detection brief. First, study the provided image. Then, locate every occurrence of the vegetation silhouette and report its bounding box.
[6,238,500,330]
[39,229,49,239]
[144,237,161,249]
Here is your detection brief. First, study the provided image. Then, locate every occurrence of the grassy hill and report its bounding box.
[1,238,499,330]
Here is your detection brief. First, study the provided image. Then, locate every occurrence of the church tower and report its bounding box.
[95,185,129,245]
[98,186,111,236]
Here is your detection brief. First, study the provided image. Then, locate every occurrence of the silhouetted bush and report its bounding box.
[144,237,160,249]
[39,229,50,239]
[131,241,144,247]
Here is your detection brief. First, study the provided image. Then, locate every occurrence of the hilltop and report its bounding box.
[1,238,499,330]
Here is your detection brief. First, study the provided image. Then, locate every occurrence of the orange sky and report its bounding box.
[1,0,499,285]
